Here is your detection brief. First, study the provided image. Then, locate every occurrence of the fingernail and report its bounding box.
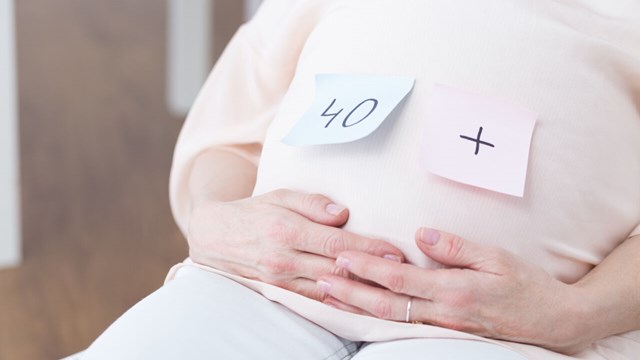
[420,228,440,245]
[317,280,332,294]
[326,203,346,216]
[336,256,351,269]
[383,254,402,263]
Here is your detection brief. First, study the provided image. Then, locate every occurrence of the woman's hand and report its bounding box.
[317,228,599,354]
[187,189,404,301]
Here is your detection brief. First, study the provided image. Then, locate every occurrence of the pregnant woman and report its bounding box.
[83,1,640,359]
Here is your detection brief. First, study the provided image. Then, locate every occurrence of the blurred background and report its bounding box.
[0,1,260,358]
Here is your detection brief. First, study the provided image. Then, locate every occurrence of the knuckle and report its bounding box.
[371,296,394,320]
[331,265,350,278]
[301,193,327,211]
[259,256,295,278]
[385,271,406,293]
[322,231,346,256]
[443,235,465,260]
[309,288,329,302]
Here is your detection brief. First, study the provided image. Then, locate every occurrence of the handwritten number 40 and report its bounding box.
[322,98,379,128]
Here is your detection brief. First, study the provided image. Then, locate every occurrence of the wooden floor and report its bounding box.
[0,1,241,359]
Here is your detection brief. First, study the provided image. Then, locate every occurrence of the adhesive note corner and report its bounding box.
[422,84,537,197]
[282,74,415,146]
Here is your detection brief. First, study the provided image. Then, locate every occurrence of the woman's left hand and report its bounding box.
[317,228,599,354]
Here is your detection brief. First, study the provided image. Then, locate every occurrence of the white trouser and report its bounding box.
[82,266,526,359]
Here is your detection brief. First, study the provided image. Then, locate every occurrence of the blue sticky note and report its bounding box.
[282,74,415,146]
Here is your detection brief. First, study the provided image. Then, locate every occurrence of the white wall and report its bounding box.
[0,0,22,269]
[166,0,263,117]
[166,0,213,116]
[244,0,263,21]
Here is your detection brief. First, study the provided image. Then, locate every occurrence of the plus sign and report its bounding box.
[459,126,495,155]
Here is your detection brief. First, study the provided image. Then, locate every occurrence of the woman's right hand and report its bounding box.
[187,189,404,300]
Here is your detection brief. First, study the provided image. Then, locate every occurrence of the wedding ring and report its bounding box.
[405,296,424,324]
[405,297,413,322]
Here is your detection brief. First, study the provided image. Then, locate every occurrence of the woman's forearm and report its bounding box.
[187,145,259,209]
[575,234,640,340]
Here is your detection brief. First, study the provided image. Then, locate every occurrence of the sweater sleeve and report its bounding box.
[169,0,329,235]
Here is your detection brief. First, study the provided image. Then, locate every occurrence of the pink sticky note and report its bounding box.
[422,84,537,197]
